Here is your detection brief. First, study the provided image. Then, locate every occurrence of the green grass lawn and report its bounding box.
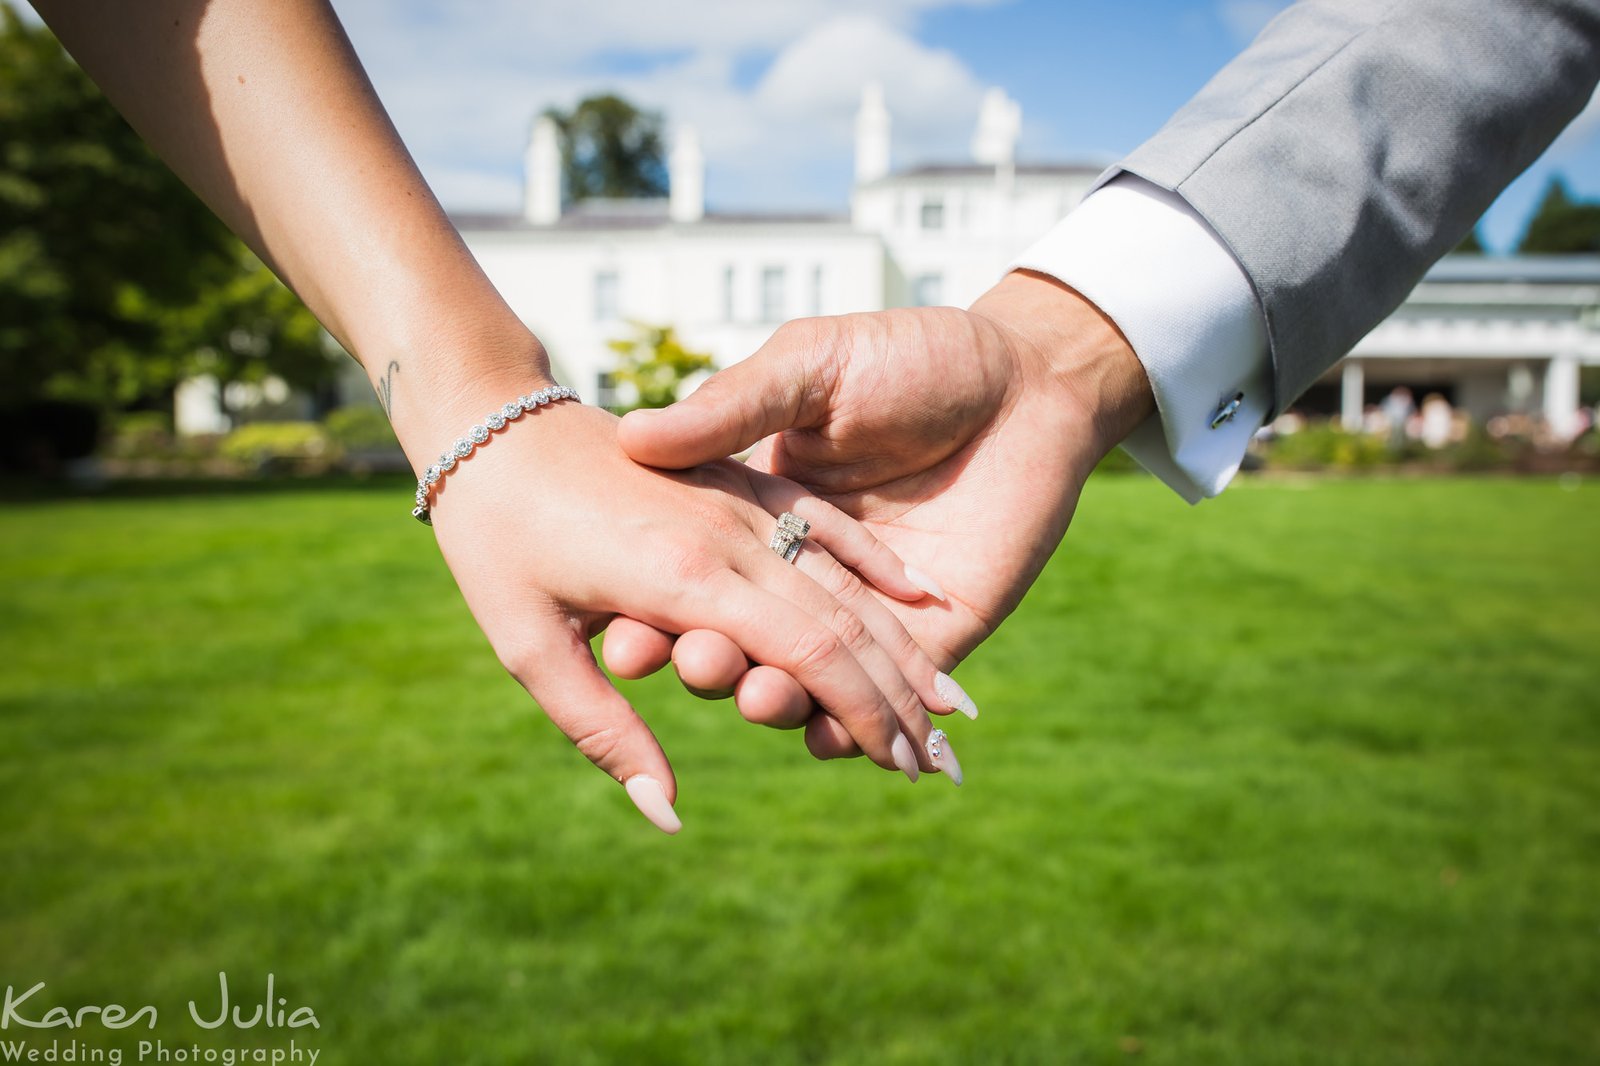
[1,474,1597,1065]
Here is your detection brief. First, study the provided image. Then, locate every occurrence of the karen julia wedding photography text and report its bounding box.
[1,974,319,1065]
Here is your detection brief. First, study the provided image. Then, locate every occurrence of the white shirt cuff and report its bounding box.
[1009,174,1270,503]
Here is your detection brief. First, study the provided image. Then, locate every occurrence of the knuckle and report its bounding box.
[788,625,844,677]
[662,540,723,585]
[701,505,750,546]
[818,559,864,601]
[826,604,872,654]
[794,495,836,525]
[868,536,899,567]
[568,721,628,770]
[769,318,810,349]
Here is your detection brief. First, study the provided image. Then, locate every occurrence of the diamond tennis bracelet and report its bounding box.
[411,385,579,524]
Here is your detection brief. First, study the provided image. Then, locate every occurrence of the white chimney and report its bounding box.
[855,83,891,185]
[523,113,562,225]
[669,124,704,223]
[971,87,1021,168]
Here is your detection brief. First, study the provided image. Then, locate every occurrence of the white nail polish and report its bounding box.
[624,775,682,835]
[891,734,920,782]
[903,565,946,602]
[927,728,963,787]
[935,672,979,720]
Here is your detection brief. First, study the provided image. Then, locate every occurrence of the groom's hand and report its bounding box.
[608,271,1154,750]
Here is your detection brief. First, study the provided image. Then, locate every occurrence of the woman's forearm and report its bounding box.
[31,0,548,462]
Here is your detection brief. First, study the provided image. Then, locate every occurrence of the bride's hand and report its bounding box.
[424,395,951,833]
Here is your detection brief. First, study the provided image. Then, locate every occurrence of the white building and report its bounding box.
[450,86,1101,405]
[182,85,1597,439]
[1333,257,1600,438]
[448,85,1599,435]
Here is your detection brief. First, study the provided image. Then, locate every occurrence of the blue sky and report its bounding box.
[21,0,1600,250]
[913,0,1600,251]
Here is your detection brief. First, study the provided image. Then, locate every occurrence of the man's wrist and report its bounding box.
[970,270,1155,466]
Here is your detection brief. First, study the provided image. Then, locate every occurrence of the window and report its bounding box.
[809,266,824,317]
[920,199,944,231]
[722,265,736,322]
[761,267,786,324]
[911,273,943,307]
[594,270,619,323]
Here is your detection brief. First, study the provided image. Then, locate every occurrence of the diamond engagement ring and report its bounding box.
[769,512,811,564]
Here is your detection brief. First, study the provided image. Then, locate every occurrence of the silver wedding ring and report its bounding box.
[769,512,811,564]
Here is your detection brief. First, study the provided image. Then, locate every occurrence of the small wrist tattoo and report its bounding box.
[377,360,400,417]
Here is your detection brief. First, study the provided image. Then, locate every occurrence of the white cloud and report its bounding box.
[13,0,1015,212]
[1217,0,1290,44]
[333,0,1001,63]
[327,0,1003,212]
[757,15,983,147]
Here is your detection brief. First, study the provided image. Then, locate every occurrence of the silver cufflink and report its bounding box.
[1210,391,1245,429]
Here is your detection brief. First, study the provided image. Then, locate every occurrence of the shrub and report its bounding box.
[324,406,398,451]
[105,411,174,460]
[607,322,715,411]
[219,421,332,472]
[1445,424,1514,472]
[1263,425,1390,470]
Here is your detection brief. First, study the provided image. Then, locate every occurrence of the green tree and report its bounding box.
[1518,177,1600,253]
[545,94,668,202]
[606,322,714,410]
[0,3,329,414]
[158,242,331,421]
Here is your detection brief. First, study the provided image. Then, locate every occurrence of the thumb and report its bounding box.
[510,620,682,835]
[618,322,827,469]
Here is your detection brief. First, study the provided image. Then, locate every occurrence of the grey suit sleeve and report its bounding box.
[1113,0,1600,414]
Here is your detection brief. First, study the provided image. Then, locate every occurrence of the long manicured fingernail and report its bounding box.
[903,565,946,602]
[891,734,920,782]
[624,775,682,835]
[935,672,978,720]
[927,728,963,786]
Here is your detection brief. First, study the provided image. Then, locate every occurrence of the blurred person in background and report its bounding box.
[1381,386,1417,450]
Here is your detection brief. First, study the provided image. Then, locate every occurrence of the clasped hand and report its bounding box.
[609,271,1154,761]
[435,273,1152,833]
[427,400,957,833]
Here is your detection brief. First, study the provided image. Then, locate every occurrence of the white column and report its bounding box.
[1340,359,1365,431]
[174,375,230,436]
[1544,354,1581,441]
[523,115,561,225]
[669,125,704,224]
[854,83,891,185]
[1508,363,1535,412]
[971,87,1021,167]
